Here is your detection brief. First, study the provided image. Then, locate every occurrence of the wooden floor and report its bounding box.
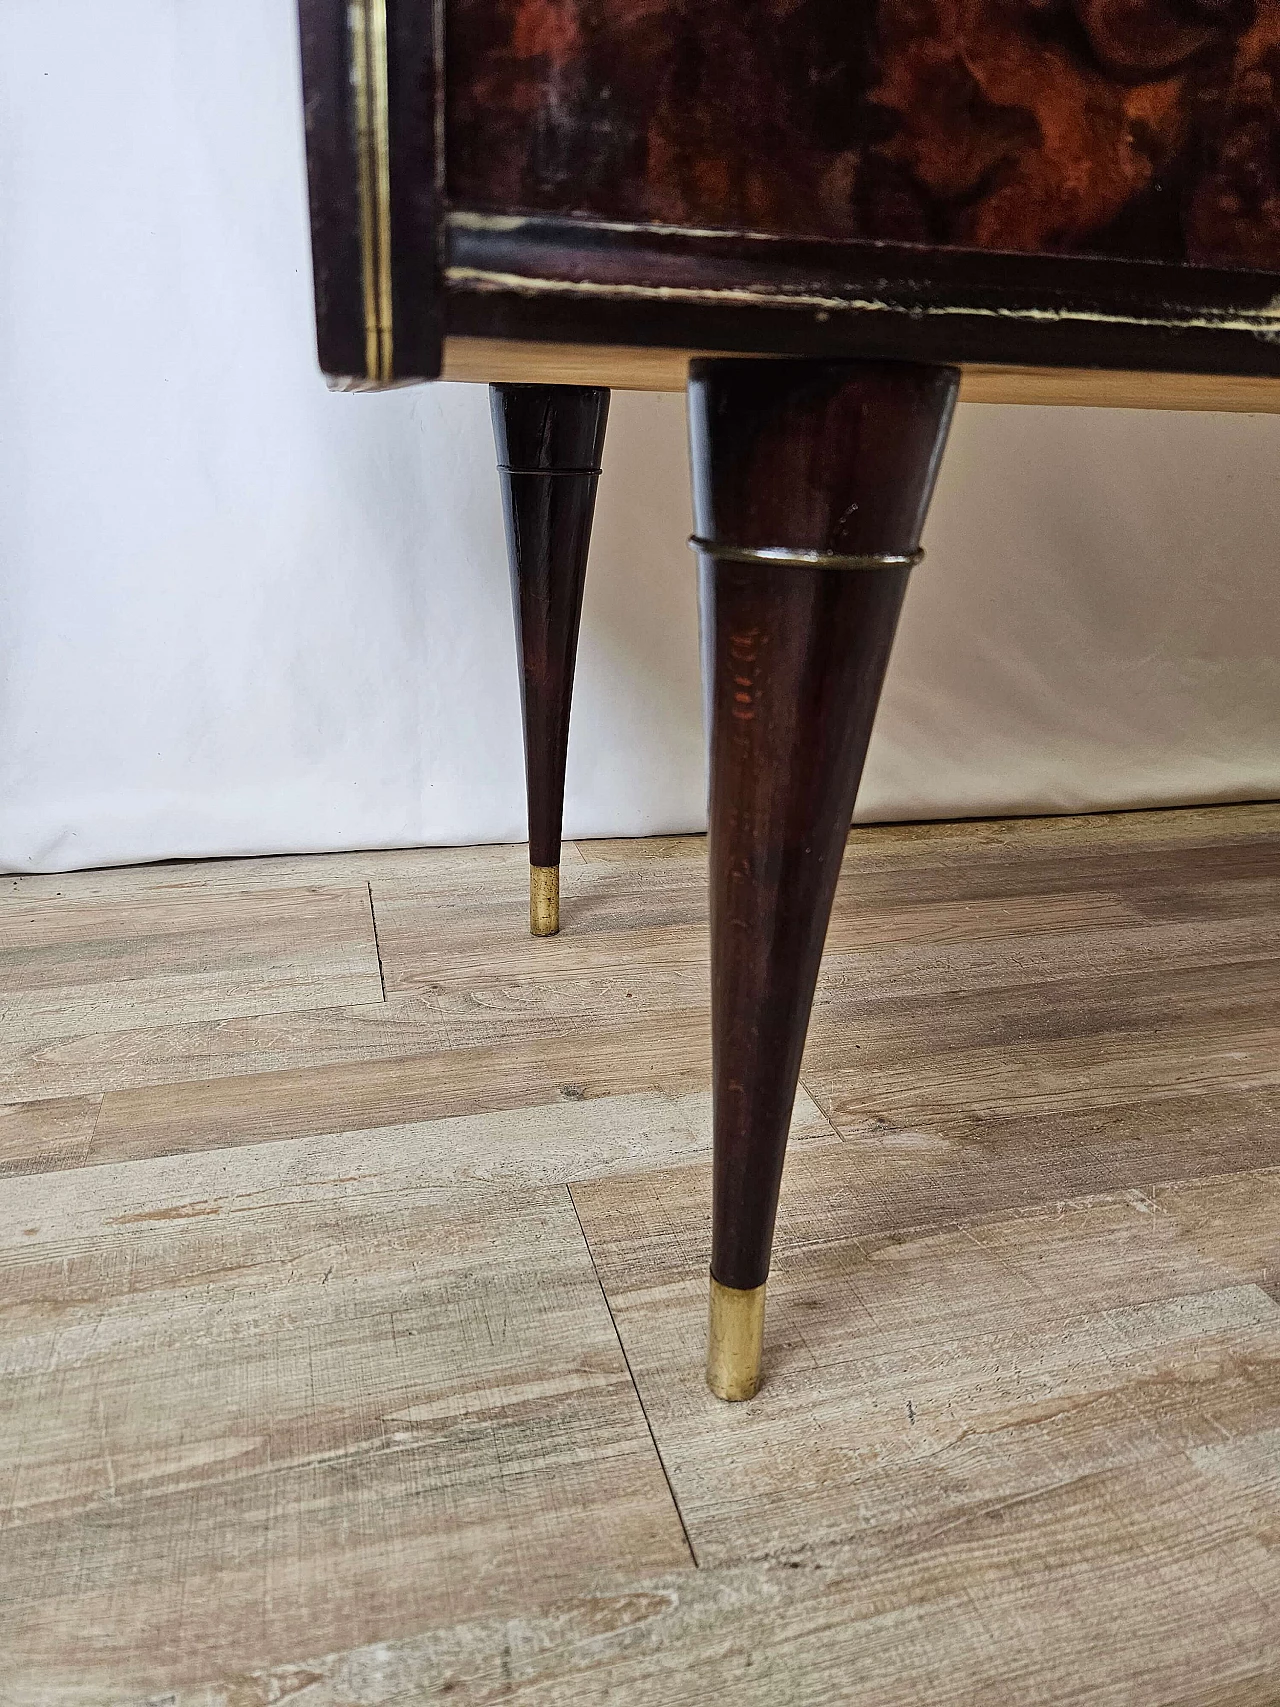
[2,804,1279,1706]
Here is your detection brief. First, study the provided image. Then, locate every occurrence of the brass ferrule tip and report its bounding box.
[530,865,560,936]
[706,1275,766,1401]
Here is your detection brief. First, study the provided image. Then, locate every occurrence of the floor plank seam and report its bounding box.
[796,1075,843,1143]
[83,1088,106,1166]
[4,811,1280,1699]
[367,880,388,1002]
[566,1179,701,1570]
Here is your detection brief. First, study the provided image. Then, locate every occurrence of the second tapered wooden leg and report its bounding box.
[491,384,610,935]
[690,358,959,1399]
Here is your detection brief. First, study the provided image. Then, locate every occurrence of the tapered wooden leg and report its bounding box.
[690,359,959,1399]
[491,384,610,935]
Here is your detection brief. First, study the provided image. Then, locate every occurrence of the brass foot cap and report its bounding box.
[530,865,560,936]
[706,1275,766,1402]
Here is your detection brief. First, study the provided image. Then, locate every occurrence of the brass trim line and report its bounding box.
[498,466,605,477]
[690,539,922,572]
[350,0,393,382]
[706,1276,767,1401]
[530,865,560,936]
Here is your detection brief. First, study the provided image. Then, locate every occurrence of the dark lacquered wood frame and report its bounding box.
[298,2,1280,393]
[692,358,958,1397]
[491,383,610,936]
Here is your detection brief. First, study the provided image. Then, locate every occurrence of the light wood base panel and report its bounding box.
[444,337,1280,413]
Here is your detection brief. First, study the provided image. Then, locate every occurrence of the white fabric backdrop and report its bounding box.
[2,0,1278,875]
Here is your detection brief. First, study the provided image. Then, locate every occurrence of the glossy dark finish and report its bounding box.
[692,359,959,1292]
[449,212,1280,379]
[297,0,441,383]
[298,1,1280,386]
[297,0,366,378]
[492,384,610,870]
[385,0,444,381]
[447,0,1280,269]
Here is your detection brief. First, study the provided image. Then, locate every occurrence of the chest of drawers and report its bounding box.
[297,0,1280,1398]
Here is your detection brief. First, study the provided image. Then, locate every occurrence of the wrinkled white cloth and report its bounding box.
[2,0,1277,875]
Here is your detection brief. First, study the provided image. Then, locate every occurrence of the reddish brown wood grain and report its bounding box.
[691,359,959,1292]
[446,0,1280,269]
[491,384,610,875]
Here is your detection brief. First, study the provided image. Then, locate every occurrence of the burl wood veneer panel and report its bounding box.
[447,0,1280,268]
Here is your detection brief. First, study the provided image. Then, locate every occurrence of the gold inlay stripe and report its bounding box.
[350,0,393,382]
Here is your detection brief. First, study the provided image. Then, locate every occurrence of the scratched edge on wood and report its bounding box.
[444,258,1280,341]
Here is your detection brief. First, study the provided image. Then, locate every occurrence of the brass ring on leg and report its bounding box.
[706,1275,767,1401]
[530,865,560,936]
[689,539,923,572]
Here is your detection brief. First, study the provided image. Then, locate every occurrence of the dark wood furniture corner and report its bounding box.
[297,0,1280,1399]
